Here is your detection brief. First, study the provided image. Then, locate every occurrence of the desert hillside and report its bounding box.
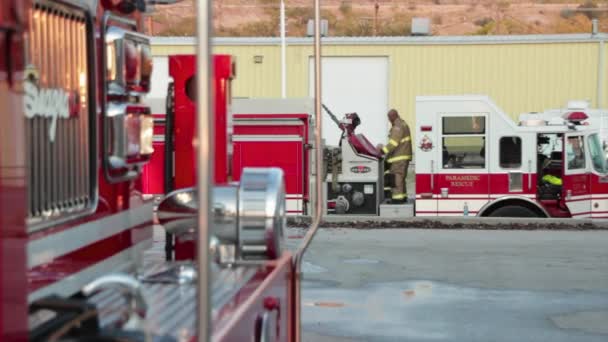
[149,0,608,37]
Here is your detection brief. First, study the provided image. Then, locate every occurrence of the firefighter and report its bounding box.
[378,109,412,204]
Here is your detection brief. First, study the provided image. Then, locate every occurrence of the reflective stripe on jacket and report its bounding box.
[542,174,562,186]
[382,118,412,163]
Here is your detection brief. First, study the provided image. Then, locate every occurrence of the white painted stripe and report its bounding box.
[566,200,591,216]
[416,194,536,199]
[445,194,489,199]
[569,195,592,201]
[592,198,608,215]
[28,241,152,303]
[491,194,535,198]
[286,199,302,212]
[232,134,303,142]
[233,120,304,126]
[438,199,488,212]
[415,199,436,211]
[28,202,155,268]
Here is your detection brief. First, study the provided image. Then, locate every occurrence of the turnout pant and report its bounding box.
[389,160,409,201]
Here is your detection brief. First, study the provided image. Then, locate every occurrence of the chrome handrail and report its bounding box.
[293,0,323,341]
[195,0,213,341]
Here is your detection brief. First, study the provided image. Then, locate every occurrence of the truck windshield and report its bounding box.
[588,133,607,174]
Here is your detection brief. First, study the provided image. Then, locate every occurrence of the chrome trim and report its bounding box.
[105,103,152,171]
[106,103,130,169]
[195,0,213,339]
[294,2,323,341]
[508,172,523,192]
[238,168,286,260]
[156,168,286,262]
[527,159,532,190]
[430,160,434,193]
[105,26,151,96]
[82,274,147,331]
[477,196,550,217]
[25,2,98,232]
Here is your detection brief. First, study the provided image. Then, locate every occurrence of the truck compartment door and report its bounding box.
[562,134,591,218]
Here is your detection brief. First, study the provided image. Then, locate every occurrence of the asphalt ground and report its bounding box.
[288,228,608,342]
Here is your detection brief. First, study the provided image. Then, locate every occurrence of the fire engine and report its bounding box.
[321,96,608,219]
[0,0,324,341]
[414,95,608,219]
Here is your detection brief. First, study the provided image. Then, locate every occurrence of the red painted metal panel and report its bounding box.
[591,174,608,194]
[1,2,29,336]
[174,238,194,261]
[212,252,294,342]
[170,55,196,189]
[415,174,433,194]
[563,174,590,197]
[233,113,310,200]
[169,55,233,188]
[233,141,304,195]
[435,173,490,195]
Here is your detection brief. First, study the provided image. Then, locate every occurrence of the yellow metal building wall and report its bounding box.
[152,41,604,125]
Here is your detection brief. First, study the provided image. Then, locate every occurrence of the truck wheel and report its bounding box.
[487,205,539,218]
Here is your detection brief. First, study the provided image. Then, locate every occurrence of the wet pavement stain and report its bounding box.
[302,280,608,342]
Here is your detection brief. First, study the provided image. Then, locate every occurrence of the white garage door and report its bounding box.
[143,56,170,115]
[309,57,389,147]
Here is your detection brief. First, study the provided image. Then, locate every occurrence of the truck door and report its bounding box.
[562,134,591,218]
[436,114,489,216]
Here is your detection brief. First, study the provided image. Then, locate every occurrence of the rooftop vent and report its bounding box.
[411,18,431,36]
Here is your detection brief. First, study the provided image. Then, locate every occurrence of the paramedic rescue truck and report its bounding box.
[1,0,325,341]
[414,95,608,219]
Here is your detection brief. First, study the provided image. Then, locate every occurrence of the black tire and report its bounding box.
[487,205,540,218]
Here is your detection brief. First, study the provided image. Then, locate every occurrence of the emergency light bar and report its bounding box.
[563,111,589,123]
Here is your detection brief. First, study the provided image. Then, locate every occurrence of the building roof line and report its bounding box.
[151,34,608,46]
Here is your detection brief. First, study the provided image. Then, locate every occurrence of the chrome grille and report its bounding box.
[25,4,93,223]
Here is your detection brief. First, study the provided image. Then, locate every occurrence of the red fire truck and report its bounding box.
[0,0,323,340]
[414,95,608,218]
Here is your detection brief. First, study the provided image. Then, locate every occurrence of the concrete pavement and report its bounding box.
[292,228,608,341]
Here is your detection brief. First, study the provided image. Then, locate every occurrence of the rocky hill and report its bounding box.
[149,0,607,37]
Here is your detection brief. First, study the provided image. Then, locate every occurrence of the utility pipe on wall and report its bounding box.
[598,38,605,108]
